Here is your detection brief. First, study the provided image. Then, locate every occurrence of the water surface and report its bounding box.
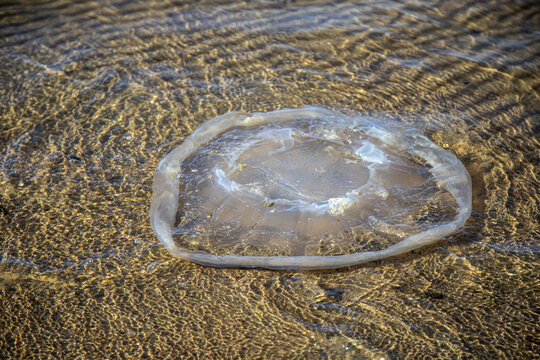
[0,0,538,358]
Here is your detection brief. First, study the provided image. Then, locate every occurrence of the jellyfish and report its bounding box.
[150,107,471,270]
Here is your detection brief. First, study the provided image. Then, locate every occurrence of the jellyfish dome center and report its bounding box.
[214,126,372,212]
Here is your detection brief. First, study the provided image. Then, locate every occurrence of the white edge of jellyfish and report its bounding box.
[149,106,472,270]
[354,141,388,165]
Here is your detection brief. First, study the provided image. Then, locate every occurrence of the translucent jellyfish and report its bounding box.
[150,107,471,269]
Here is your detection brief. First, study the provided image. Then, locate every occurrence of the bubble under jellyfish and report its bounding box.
[150,107,471,270]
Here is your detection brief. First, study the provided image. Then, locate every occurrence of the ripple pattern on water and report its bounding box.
[0,0,538,358]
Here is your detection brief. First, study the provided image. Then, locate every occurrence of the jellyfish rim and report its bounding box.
[150,106,472,270]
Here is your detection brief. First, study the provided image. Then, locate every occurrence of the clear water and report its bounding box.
[0,0,538,358]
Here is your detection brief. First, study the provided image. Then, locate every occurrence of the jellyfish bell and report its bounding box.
[150,107,472,270]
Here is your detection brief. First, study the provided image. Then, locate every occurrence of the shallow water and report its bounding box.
[0,0,538,358]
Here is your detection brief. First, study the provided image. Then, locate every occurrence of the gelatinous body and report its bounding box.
[150,107,471,269]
